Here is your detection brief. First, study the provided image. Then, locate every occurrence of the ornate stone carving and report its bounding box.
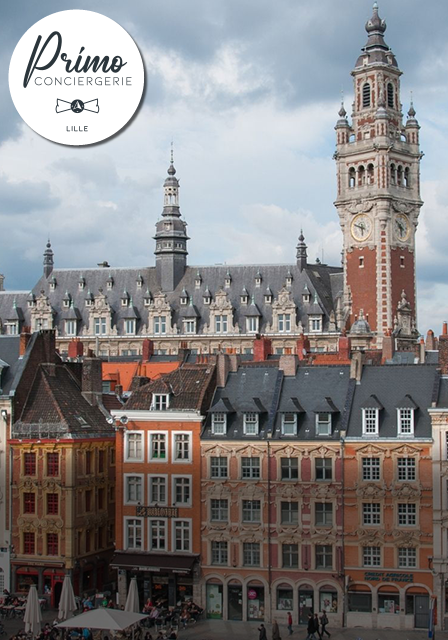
[346,201,374,215]
[391,201,414,215]
[390,482,421,499]
[147,293,176,336]
[204,290,238,335]
[355,482,386,498]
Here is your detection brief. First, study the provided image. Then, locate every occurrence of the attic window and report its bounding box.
[224,277,231,288]
[243,412,259,436]
[180,295,188,305]
[107,280,113,290]
[309,316,322,333]
[315,413,331,436]
[50,281,56,291]
[76,416,90,427]
[255,275,262,287]
[136,277,143,289]
[79,280,85,290]
[241,295,248,304]
[195,276,202,289]
[398,408,414,436]
[121,297,129,307]
[203,294,211,305]
[63,299,70,308]
[362,408,379,436]
[264,294,272,304]
[27,299,36,308]
[152,394,169,411]
[282,413,297,436]
[85,299,92,307]
[285,275,293,286]
[212,413,227,435]
[303,292,310,303]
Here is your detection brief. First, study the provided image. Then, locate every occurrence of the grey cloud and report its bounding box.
[50,156,119,188]
[0,175,58,214]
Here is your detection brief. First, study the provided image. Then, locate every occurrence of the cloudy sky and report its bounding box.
[1,0,448,334]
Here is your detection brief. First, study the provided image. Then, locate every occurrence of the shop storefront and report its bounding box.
[247,582,264,620]
[206,580,223,619]
[228,581,243,621]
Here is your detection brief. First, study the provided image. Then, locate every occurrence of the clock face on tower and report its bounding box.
[394,213,411,242]
[350,213,372,242]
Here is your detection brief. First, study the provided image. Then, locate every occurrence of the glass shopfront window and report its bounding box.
[277,586,293,610]
[319,589,338,613]
[247,585,265,620]
[206,582,223,619]
[378,593,399,614]
[348,590,372,612]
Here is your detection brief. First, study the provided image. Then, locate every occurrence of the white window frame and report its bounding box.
[172,431,192,463]
[94,317,107,336]
[309,315,322,332]
[183,319,196,334]
[125,319,136,335]
[211,413,227,435]
[148,518,167,551]
[246,317,259,334]
[362,502,381,526]
[152,394,170,410]
[243,412,259,436]
[215,315,228,334]
[362,457,380,481]
[125,431,144,462]
[397,408,414,436]
[65,319,77,336]
[362,408,379,436]
[363,546,381,567]
[154,315,167,335]
[278,313,291,333]
[210,498,229,522]
[172,519,192,553]
[124,473,144,505]
[281,413,297,436]
[148,475,168,506]
[398,503,417,526]
[149,432,168,462]
[398,547,417,568]
[172,475,191,506]
[210,456,228,479]
[211,540,228,565]
[397,457,416,481]
[315,502,333,527]
[281,457,299,480]
[241,457,261,479]
[316,413,332,436]
[280,501,299,525]
[242,499,261,523]
[124,517,143,551]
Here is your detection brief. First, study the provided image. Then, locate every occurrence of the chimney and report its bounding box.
[142,339,154,363]
[296,335,310,361]
[115,384,123,397]
[419,338,425,364]
[426,330,435,351]
[350,351,364,382]
[229,353,240,373]
[82,357,103,406]
[279,355,296,377]
[439,323,448,375]
[253,336,272,362]
[381,330,395,363]
[216,353,230,388]
[68,338,84,359]
[38,330,56,364]
[338,335,351,361]
[19,328,32,356]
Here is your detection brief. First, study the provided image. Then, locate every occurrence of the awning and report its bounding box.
[111,553,198,574]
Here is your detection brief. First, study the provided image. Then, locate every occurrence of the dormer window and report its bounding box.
[125,319,136,335]
[195,273,202,289]
[241,293,249,304]
[204,295,211,305]
[224,275,232,288]
[121,293,129,307]
[152,394,169,410]
[154,316,167,335]
[282,413,297,436]
[50,278,57,291]
[316,413,331,436]
[285,272,293,286]
[302,290,310,303]
[63,298,70,308]
[246,317,259,334]
[215,315,228,334]
[136,275,143,289]
[85,299,92,307]
[212,413,227,435]
[78,278,85,291]
[398,408,414,436]
[144,290,152,307]
[183,319,196,334]
[107,278,114,290]
[264,293,272,304]
[180,291,188,305]
[243,412,259,436]
[255,273,262,287]
[5,322,18,335]
[65,320,77,336]
[363,408,379,436]
[309,316,322,332]
[28,300,36,308]
[278,314,291,333]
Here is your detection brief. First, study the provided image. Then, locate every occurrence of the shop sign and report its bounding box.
[136,506,178,518]
[364,571,414,583]
[248,589,257,600]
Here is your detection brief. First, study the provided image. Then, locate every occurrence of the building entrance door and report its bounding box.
[298,590,314,624]
[228,584,243,621]
[414,595,429,629]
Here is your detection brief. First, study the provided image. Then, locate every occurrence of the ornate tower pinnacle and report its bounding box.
[43,239,54,278]
[154,151,189,292]
[296,230,308,271]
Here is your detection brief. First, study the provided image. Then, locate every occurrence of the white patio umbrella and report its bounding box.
[124,577,140,613]
[57,608,148,630]
[58,575,77,621]
[24,584,42,637]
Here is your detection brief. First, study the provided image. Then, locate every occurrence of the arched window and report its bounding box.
[390,163,396,185]
[404,167,410,187]
[367,163,374,185]
[362,83,371,108]
[387,83,394,109]
[397,166,403,186]
[358,165,365,186]
[348,168,356,188]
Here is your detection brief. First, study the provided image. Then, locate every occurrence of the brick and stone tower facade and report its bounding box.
[334,3,423,341]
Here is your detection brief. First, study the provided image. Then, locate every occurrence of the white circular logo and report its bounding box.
[9,10,145,146]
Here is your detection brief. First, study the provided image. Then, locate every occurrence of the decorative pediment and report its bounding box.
[273,287,296,311]
[355,482,386,499]
[206,484,231,499]
[276,484,303,499]
[346,201,374,215]
[356,528,385,545]
[390,443,422,456]
[310,484,338,499]
[390,529,421,547]
[355,443,387,457]
[308,445,339,459]
[151,292,172,312]
[392,201,414,215]
[233,443,267,457]
[277,530,303,544]
[272,444,302,457]
[210,290,233,312]
[240,530,264,542]
[241,484,265,500]
[390,482,421,499]
[35,291,53,313]
[93,291,111,311]
[202,444,234,457]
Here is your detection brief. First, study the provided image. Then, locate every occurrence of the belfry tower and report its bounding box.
[334,3,422,340]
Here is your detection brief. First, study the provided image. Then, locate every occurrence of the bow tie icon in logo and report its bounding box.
[56,99,100,114]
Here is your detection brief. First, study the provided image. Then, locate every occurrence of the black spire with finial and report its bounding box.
[43,239,54,278]
[296,230,308,271]
[355,3,397,68]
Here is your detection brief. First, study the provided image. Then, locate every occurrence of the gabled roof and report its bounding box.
[361,394,384,410]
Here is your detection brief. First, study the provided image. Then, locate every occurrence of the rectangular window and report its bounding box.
[98,450,105,473]
[174,520,190,552]
[211,541,228,565]
[215,315,228,334]
[23,532,35,555]
[85,490,92,512]
[152,394,169,410]
[315,503,333,527]
[65,320,76,336]
[362,503,381,525]
[398,547,416,568]
[246,317,259,333]
[211,499,228,521]
[398,503,416,526]
[397,458,416,481]
[174,433,190,460]
[281,502,299,525]
[282,413,297,436]
[242,457,260,479]
[184,320,196,334]
[98,488,104,510]
[85,450,92,474]
[283,544,299,568]
[47,493,59,515]
[154,316,167,335]
[86,530,91,553]
[243,412,259,435]
[24,453,36,476]
[94,317,107,335]
[278,314,291,333]
[398,409,414,435]
[309,317,322,332]
[126,476,143,503]
[174,477,190,505]
[363,546,381,567]
[315,458,332,481]
[149,519,166,551]
[23,492,35,514]
[212,413,227,435]
[126,433,143,461]
[242,500,261,522]
[363,408,379,435]
[281,457,298,480]
[125,319,136,335]
[316,413,332,436]
[149,477,166,505]
[210,456,228,478]
[47,533,58,556]
[362,457,380,481]
[150,434,166,460]
[126,519,143,550]
[243,542,260,566]
[315,545,333,569]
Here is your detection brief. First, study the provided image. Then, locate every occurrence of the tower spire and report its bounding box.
[43,239,54,278]
[296,230,308,271]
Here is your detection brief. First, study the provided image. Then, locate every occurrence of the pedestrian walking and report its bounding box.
[287,612,293,636]
[259,624,268,640]
[314,613,321,640]
[305,614,316,640]
[320,611,331,638]
[272,619,281,640]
